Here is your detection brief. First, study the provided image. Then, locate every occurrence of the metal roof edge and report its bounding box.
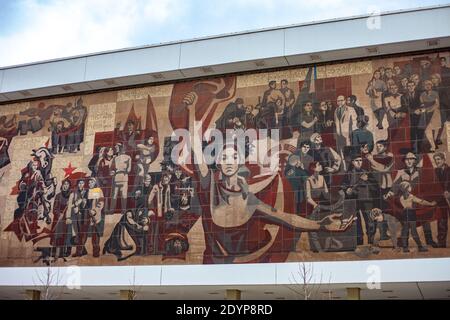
[1,3,449,70]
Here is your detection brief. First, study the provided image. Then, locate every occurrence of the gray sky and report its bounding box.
[0,0,448,67]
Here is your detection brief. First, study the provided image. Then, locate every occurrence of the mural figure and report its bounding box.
[115,117,141,155]
[215,98,246,131]
[366,69,387,129]
[110,142,132,215]
[386,152,440,248]
[51,179,73,260]
[67,178,89,257]
[13,146,56,230]
[0,115,17,168]
[315,101,335,146]
[342,153,380,246]
[310,133,341,187]
[86,177,105,257]
[299,101,318,142]
[2,51,450,267]
[402,80,424,154]
[351,115,374,154]
[366,140,393,240]
[178,88,355,264]
[398,181,436,252]
[432,152,450,248]
[136,134,158,184]
[2,144,58,264]
[334,95,358,167]
[103,208,151,261]
[284,153,309,215]
[420,79,441,153]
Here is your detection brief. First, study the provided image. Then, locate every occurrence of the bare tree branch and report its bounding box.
[286,257,333,300]
[126,267,142,300]
[32,258,65,300]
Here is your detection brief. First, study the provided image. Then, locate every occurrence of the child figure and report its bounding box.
[370,208,400,250]
[398,181,436,253]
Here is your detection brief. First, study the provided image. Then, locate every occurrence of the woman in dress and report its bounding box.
[366,69,387,123]
[299,101,318,142]
[180,92,355,264]
[383,83,410,166]
[97,147,114,213]
[315,101,335,147]
[304,161,330,216]
[431,73,450,146]
[102,208,151,261]
[304,161,332,253]
[420,80,441,152]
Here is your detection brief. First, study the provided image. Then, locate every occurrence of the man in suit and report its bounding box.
[440,57,450,87]
[115,119,141,157]
[347,95,365,118]
[351,115,374,153]
[280,79,296,110]
[433,152,450,248]
[401,81,423,154]
[334,95,358,170]
[284,153,309,215]
[342,153,380,246]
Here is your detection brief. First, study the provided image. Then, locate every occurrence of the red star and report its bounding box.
[63,163,76,178]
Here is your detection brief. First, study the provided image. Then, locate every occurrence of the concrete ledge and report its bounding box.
[0,258,449,287]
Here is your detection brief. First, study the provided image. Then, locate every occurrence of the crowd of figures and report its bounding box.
[4,54,450,265]
[29,119,197,264]
[0,98,87,170]
[214,54,450,254]
[2,98,89,264]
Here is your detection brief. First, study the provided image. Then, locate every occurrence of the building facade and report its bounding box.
[0,5,450,300]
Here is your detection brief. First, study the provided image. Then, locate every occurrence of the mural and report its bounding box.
[0,51,450,266]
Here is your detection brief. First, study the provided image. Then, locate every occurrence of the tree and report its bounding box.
[286,260,333,300]
[122,267,142,300]
[32,262,64,300]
